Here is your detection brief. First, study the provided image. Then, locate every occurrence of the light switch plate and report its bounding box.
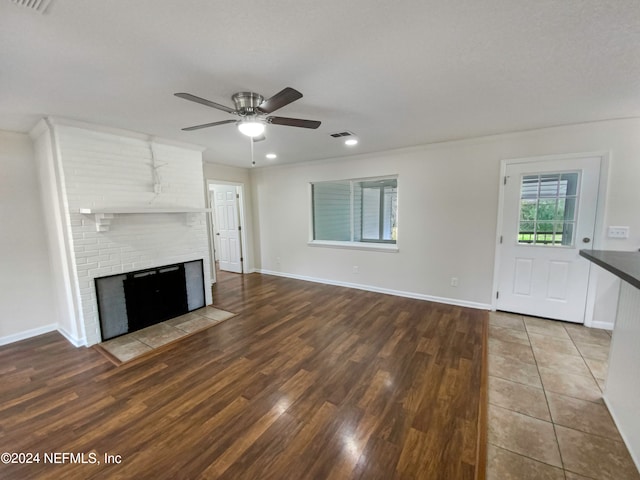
[608,226,629,239]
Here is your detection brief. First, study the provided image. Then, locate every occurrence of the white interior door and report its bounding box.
[214,185,242,273]
[496,156,600,323]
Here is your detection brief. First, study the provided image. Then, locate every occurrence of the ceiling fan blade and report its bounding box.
[174,93,236,114]
[182,119,237,131]
[267,116,321,129]
[252,134,266,143]
[257,87,303,114]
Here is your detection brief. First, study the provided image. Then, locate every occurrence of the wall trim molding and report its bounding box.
[252,117,640,172]
[0,324,87,347]
[590,320,614,331]
[256,269,492,311]
[56,325,87,347]
[0,324,58,346]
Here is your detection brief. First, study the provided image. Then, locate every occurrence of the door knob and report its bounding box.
[216,233,220,236]
[582,237,591,243]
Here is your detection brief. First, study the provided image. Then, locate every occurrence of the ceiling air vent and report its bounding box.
[330,131,354,138]
[11,0,53,13]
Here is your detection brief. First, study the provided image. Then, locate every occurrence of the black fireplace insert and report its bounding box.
[95,259,206,341]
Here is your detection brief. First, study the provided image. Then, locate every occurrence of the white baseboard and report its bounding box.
[0,324,58,346]
[256,269,491,310]
[56,325,86,347]
[0,324,86,347]
[590,320,614,331]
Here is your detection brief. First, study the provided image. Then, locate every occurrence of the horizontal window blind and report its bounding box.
[312,181,351,241]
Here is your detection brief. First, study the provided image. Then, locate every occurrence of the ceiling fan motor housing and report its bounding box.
[232,92,265,116]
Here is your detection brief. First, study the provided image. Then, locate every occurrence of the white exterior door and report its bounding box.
[496,156,600,323]
[214,185,242,273]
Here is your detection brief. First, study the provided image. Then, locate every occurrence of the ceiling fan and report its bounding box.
[174,87,321,142]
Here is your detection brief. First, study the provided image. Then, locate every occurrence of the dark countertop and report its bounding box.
[580,249,640,290]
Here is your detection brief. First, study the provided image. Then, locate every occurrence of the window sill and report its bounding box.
[307,240,399,253]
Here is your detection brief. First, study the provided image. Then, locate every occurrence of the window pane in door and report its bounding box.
[517,172,579,246]
[562,222,575,246]
[563,197,577,221]
[555,198,566,220]
[520,199,537,220]
[519,221,535,243]
[539,174,561,197]
[561,173,579,196]
[537,199,557,221]
[521,176,539,199]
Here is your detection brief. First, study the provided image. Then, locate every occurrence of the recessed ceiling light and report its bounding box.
[345,138,358,146]
[266,153,277,160]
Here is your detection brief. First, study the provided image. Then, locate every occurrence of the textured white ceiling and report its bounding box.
[1,0,639,167]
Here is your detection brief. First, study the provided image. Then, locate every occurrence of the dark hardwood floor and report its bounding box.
[0,273,487,479]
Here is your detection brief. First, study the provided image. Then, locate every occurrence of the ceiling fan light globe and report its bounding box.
[238,121,265,137]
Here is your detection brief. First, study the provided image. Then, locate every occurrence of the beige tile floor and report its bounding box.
[99,306,236,363]
[486,311,640,480]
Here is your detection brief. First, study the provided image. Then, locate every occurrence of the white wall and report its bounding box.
[0,130,58,344]
[251,141,499,308]
[251,118,640,324]
[203,162,251,185]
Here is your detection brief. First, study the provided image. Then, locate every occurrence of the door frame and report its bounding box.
[205,178,250,281]
[491,151,610,327]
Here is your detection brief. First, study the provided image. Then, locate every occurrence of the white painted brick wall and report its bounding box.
[56,125,211,346]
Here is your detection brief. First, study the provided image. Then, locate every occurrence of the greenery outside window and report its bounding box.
[518,172,579,246]
[311,176,398,245]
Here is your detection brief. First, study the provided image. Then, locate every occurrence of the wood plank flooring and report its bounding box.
[0,273,487,479]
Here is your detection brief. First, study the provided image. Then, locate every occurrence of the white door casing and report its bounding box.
[214,185,242,273]
[496,156,601,323]
[207,189,218,284]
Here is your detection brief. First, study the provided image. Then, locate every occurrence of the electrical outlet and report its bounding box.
[450,277,459,287]
[608,226,629,239]
[353,266,359,274]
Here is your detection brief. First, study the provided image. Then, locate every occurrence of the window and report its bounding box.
[311,177,398,245]
[518,172,579,246]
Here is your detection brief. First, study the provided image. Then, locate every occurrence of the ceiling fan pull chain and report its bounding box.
[250,135,255,167]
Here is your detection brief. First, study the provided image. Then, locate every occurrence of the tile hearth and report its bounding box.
[98,306,236,364]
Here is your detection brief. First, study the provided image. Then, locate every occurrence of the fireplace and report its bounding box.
[95,260,205,341]
[31,120,213,346]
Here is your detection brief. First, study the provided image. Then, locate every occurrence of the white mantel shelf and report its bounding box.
[79,207,211,214]
[79,207,211,232]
